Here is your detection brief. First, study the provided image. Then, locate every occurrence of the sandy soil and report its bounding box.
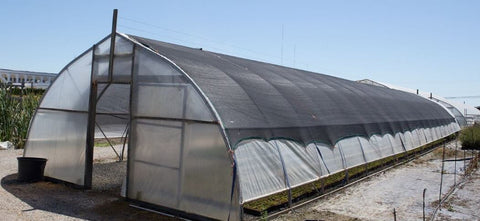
[0,145,175,221]
[274,141,479,221]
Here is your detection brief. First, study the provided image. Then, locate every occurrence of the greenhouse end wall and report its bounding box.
[127,43,239,220]
[24,34,240,220]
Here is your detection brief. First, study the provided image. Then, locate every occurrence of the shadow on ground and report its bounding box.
[1,163,177,220]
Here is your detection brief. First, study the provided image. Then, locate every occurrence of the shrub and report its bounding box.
[459,124,480,150]
[0,84,42,148]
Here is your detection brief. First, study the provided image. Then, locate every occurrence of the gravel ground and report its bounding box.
[273,141,479,221]
[0,145,176,221]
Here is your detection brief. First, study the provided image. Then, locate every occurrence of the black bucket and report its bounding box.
[17,157,47,182]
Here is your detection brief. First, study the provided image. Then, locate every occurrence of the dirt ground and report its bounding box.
[436,167,480,220]
[1,141,478,220]
[0,146,176,221]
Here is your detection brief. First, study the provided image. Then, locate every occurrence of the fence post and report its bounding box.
[423,188,427,221]
[439,141,446,210]
[454,139,457,186]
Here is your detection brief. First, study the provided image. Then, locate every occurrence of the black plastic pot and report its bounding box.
[17,157,47,182]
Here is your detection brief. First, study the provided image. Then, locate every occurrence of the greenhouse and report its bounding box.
[358,79,480,127]
[24,33,460,220]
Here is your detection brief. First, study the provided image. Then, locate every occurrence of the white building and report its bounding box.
[0,68,56,89]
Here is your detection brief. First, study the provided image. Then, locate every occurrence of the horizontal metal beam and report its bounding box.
[133,115,218,125]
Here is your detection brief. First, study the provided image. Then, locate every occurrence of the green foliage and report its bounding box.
[8,87,45,96]
[260,210,268,220]
[0,85,42,148]
[459,124,480,150]
[243,171,347,213]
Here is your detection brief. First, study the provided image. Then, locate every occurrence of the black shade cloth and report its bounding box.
[128,35,455,147]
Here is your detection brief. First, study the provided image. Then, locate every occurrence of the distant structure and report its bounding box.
[0,68,56,89]
[358,79,480,126]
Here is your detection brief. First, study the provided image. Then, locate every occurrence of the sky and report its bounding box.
[1,0,479,106]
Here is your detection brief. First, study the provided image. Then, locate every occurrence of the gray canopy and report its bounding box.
[131,35,455,147]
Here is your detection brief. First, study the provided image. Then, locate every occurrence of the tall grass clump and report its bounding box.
[0,84,42,148]
[459,123,480,150]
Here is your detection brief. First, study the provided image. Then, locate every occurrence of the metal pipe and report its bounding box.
[438,141,446,209]
[108,9,118,82]
[454,139,457,185]
[125,43,136,202]
[84,63,97,189]
[95,122,121,160]
[423,188,427,221]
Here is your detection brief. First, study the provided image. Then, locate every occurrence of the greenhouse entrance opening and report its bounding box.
[91,81,130,193]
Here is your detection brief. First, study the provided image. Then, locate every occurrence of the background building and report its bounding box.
[0,68,56,89]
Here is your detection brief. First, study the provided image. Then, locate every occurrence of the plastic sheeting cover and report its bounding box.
[24,109,88,185]
[128,45,235,220]
[40,51,93,111]
[236,122,459,203]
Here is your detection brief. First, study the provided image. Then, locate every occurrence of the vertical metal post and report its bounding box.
[274,141,292,208]
[357,137,369,176]
[439,141,446,209]
[176,85,188,207]
[337,144,348,184]
[393,208,397,221]
[313,143,328,194]
[454,139,457,185]
[85,81,97,189]
[126,44,136,200]
[108,9,118,82]
[85,45,97,189]
[423,188,427,221]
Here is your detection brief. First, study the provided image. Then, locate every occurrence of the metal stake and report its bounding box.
[423,188,427,221]
[454,139,457,185]
[393,208,397,221]
[439,141,446,210]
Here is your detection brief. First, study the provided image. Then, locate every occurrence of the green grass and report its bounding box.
[0,84,42,148]
[459,124,480,150]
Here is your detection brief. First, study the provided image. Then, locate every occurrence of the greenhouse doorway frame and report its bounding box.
[84,9,132,188]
